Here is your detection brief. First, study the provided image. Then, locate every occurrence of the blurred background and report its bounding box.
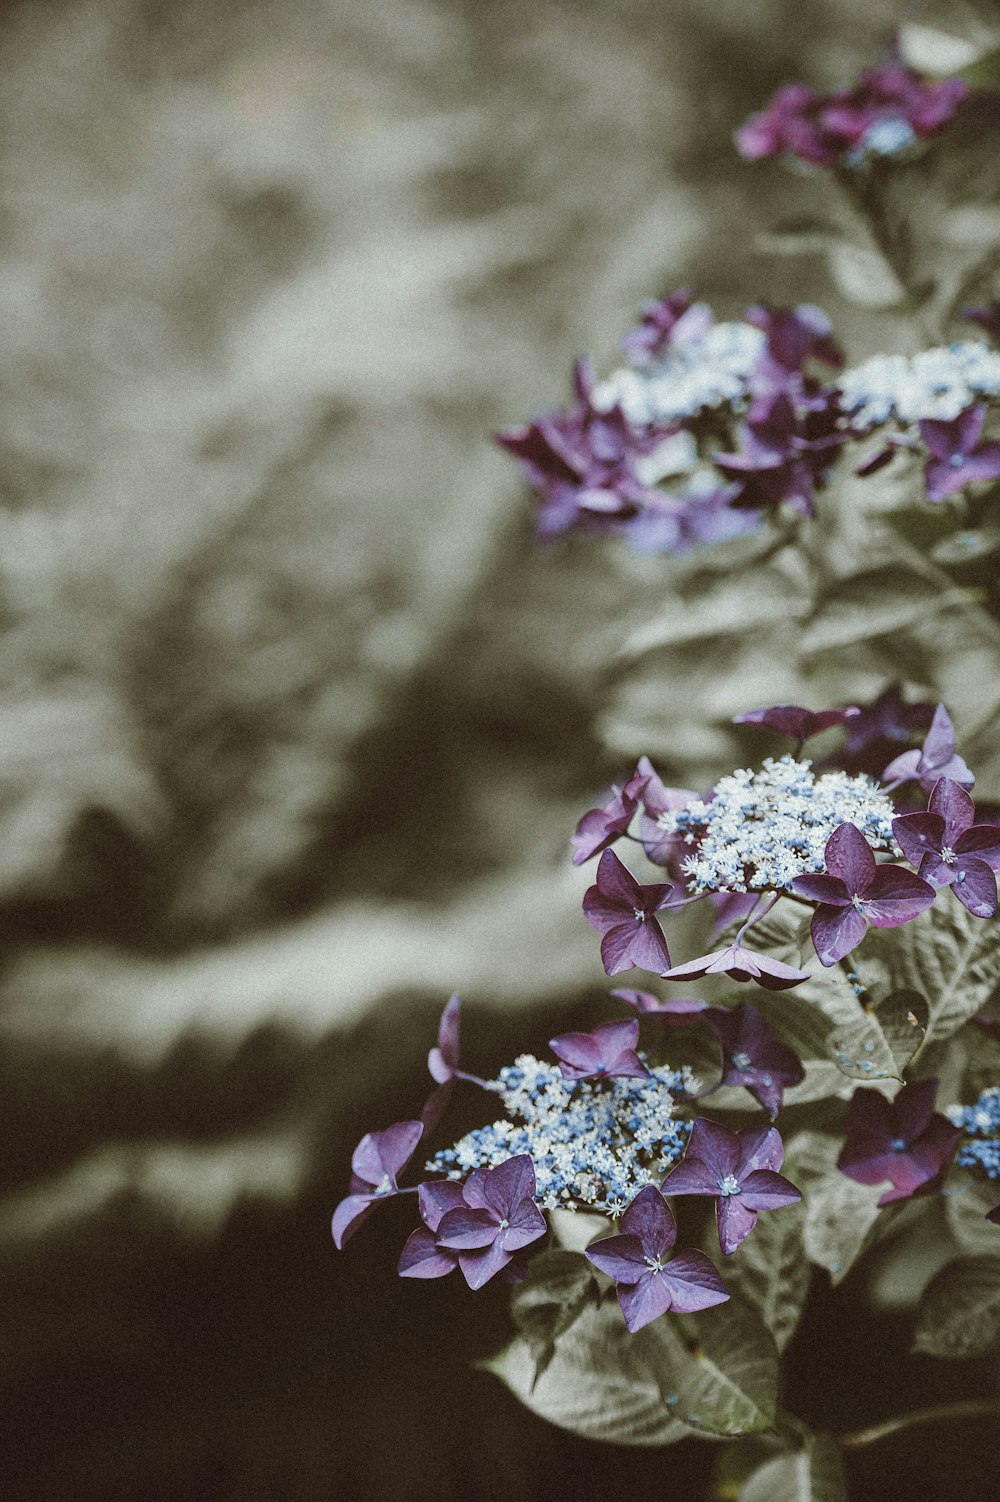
[4,0,994,1497]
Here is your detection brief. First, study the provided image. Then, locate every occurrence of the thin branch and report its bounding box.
[837,1398,1000,1450]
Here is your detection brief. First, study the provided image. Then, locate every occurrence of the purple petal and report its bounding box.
[612,989,710,1023]
[331,1193,376,1250]
[592,848,643,908]
[825,822,877,890]
[501,1199,548,1252]
[684,1118,741,1180]
[920,705,957,771]
[351,1120,424,1189]
[417,1180,466,1232]
[928,778,976,841]
[950,858,998,918]
[955,826,1000,871]
[738,1169,801,1210]
[420,1080,455,1135]
[840,1088,894,1166]
[892,811,945,869]
[736,1124,785,1175]
[811,903,868,966]
[620,1184,678,1259]
[717,1196,758,1255]
[882,747,921,785]
[657,1250,730,1312]
[598,922,649,976]
[435,1207,498,1250]
[462,1168,489,1210]
[585,1231,649,1285]
[892,1079,938,1142]
[791,872,851,906]
[906,1115,962,1184]
[660,1156,725,1197]
[459,1240,514,1290]
[397,1227,458,1279]
[483,1154,537,1220]
[861,865,936,927]
[618,1272,676,1332]
[986,1204,1000,1225]
[428,994,461,1083]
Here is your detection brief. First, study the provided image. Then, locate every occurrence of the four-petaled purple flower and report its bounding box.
[837,1079,961,1205]
[660,1119,801,1256]
[397,1179,467,1279]
[583,849,674,976]
[792,822,935,967]
[709,1003,805,1120]
[635,756,699,867]
[621,289,713,366]
[332,1119,424,1249]
[434,1155,547,1289]
[893,779,1000,919]
[919,404,1000,503]
[715,391,838,515]
[572,765,649,866]
[661,943,810,991]
[584,1184,729,1332]
[735,703,859,745]
[744,304,843,397]
[611,989,711,1026]
[549,1019,649,1081]
[881,703,974,795]
[831,683,934,778]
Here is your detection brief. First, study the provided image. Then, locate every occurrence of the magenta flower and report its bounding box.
[715,392,831,515]
[735,702,859,744]
[583,849,674,975]
[744,304,843,386]
[612,989,711,1026]
[661,943,810,991]
[709,1003,805,1120]
[549,1019,648,1081]
[332,1119,424,1249]
[660,1119,801,1256]
[434,1155,547,1290]
[832,683,934,777]
[963,305,1000,343]
[837,1079,961,1205]
[881,704,974,795]
[584,1185,729,1332]
[893,779,1000,919]
[919,405,1000,502]
[635,757,699,866]
[736,83,833,166]
[428,993,461,1083]
[571,765,649,865]
[792,822,935,967]
[621,289,713,365]
[397,1180,467,1279]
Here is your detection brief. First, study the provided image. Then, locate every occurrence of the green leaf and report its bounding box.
[739,1433,847,1502]
[945,1176,1000,1257]
[913,1255,1000,1358]
[620,553,810,656]
[827,989,928,1082]
[801,568,969,654]
[481,1298,689,1446]
[825,243,905,310]
[509,1250,597,1386]
[788,1131,888,1284]
[723,1198,811,1353]
[653,1296,780,1437]
[863,889,1000,1045]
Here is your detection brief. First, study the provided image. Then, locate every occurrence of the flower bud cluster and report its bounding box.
[949,1084,1000,1179]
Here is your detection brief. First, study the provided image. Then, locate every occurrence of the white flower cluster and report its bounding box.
[658,755,899,893]
[838,341,1000,428]
[592,321,766,427]
[429,1054,694,1216]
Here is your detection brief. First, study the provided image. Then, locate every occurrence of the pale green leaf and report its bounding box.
[788,1131,888,1284]
[739,1433,847,1502]
[509,1249,597,1384]
[913,1255,1000,1358]
[945,1176,1000,1256]
[827,989,928,1082]
[723,1199,811,1353]
[657,1296,780,1437]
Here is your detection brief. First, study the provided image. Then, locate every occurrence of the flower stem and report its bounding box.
[837,1399,1000,1450]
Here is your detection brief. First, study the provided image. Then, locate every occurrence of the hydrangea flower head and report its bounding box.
[661,755,898,896]
[583,849,674,975]
[839,341,1000,429]
[332,1119,424,1248]
[660,1119,801,1255]
[549,1019,649,1081]
[430,1054,693,1216]
[838,1079,961,1205]
[893,779,1000,918]
[792,821,935,966]
[949,1084,1000,1182]
[584,1185,729,1331]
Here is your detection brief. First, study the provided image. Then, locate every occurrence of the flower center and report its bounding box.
[497,1216,510,1231]
[633,908,646,923]
[851,892,864,910]
[717,1174,742,1197]
[373,1174,394,1197]
[949,454,966,469]
[890,1137,907,1153]
[644,1254,666,1275]
[941,845,955,864]
[731,1050,752,1071]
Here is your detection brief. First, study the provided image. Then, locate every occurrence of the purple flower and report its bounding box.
[332,1119,424,1249]
[831,683,934,778]
[584,1185,729,1332]
[744,304,843,378]
[792,822,936,967]
[661,944,810,991]
[621,289,713,365]
[736,83,833,166]
[571,765,649,866]
[635,757,699,867]
[734,703,860,744]
[428,993,461,1083]
[583,849,674,976]
[397,1179,467,1279]
[612,988,711,1025]
[708,1003,805,1119]
[919,405,1000,502]
[893,779,1000,919]
[837,1079,961,1205]
[660,1119,801,1256]
[497,358,677,541]
[881,704,974,795]
[435,1155,547,1289]
[963,305,1000,343]
[715,391,842,515]
[549,1019,648,1081]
